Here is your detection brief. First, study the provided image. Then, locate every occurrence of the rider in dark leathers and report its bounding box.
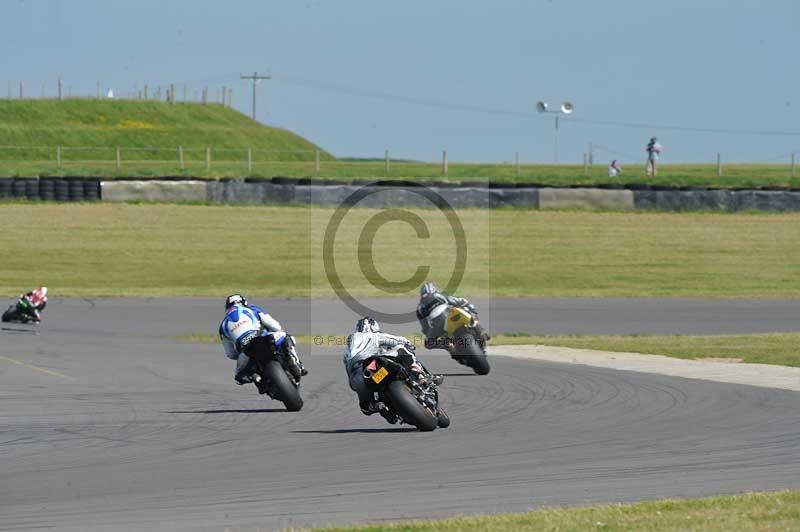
[416,282,488,349]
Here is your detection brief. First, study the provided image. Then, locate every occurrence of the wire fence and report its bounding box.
[0,145,798,184]
[2,79,234,106]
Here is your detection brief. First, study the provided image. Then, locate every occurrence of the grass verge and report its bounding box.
[2,204,800,298]
[492,332,800,367]
[304,490,800,531]
[178,331,800,367]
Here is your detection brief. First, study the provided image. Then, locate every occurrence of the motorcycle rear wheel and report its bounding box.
[2,306,19,323]
[385,380,438,432]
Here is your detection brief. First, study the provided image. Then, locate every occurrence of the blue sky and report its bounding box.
[2,0,799,163]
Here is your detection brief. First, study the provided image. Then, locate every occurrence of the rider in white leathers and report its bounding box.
[343,317,442,421]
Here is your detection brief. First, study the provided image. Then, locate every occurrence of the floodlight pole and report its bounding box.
[240,72,271,121]
[554,114,559,163]
[536,100,573,163]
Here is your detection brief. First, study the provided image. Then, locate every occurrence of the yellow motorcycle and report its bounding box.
[443,306,490,375]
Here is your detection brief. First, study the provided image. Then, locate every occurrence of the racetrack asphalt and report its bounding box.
[1,297,799,531]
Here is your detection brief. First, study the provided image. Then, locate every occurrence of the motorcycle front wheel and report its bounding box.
[263,360,304,412]
[455,333,490,375]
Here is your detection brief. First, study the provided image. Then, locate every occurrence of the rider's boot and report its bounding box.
[253,374,268,395]
[379,406,398,424]
[286,336,308,378]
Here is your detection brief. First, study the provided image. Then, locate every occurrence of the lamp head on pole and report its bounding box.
[561,101,574,114]
[536,101,548,113]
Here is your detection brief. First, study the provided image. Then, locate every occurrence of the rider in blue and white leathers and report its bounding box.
[343,317,441,419]
[219,294,306,384]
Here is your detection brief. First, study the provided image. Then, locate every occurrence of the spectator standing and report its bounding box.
[608,159,622,177]
[646,137,662,176]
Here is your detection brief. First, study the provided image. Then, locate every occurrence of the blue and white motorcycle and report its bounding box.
[242,330,304,412]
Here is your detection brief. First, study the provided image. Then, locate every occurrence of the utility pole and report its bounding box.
[240,71,271,121]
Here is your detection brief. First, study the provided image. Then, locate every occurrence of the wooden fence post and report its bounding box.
[385,150,390,174]
[178,146,184,171]
[717,153,722,177]
[442,150,448,175]
[56,146,61,170]
[115,146,121,171]
[247,148,253,174]
[315,149,320,176]
[205,147,211,170]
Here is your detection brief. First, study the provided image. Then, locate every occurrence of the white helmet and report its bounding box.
[225,294,247,309]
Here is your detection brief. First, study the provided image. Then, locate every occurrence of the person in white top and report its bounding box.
[646,137,662,176]
[608,159,622,177]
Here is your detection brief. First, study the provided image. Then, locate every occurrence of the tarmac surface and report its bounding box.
[1,297,799,531]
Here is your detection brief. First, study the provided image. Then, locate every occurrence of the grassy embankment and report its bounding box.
[305,491,800,532]
[1,100,799,187]
[0,99,332,177]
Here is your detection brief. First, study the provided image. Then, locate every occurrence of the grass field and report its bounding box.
[1,101,799,186]
[307,490,800,531]
[2,203,799,298]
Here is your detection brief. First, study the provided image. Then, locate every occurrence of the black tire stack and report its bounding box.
[83,179,101,201]
[0,178,12,199]
[12,179,27,199]
[39,178,57,201]
[24,179,40,201]
[0,178,101,202]
[54,179,70,202]
[67,178,85,201]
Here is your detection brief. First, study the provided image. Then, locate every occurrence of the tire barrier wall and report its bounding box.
[100,180,206,202]
[633,189,800,212]
[538,188,634,210]
[205,180,539,209]
[3,177,800,211]
[0,178,100,201]
[206,181,800,211]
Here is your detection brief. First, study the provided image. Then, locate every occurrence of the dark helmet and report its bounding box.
[420,282,440,297]
[355,317,381,333]
[225,294,247,309]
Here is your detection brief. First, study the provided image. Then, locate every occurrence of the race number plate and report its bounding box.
[372,367,389,384]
